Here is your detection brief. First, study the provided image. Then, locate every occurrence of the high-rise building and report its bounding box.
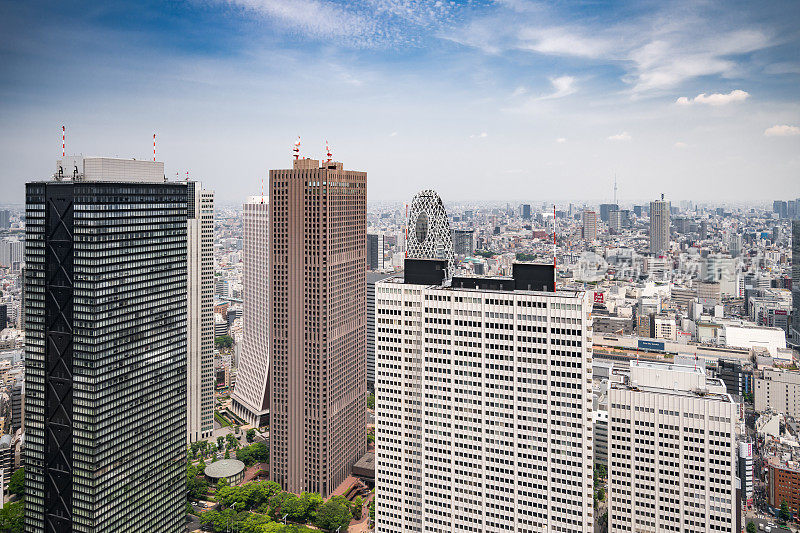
[599,203,618,222]
[608,210,622,234]
[451,228,475,256]
[375,260,594,533]
[773,200,788,218]
[269,158,366,497]
[24,156,187,532]
[0,210,10,229]
[649,195,671,255]
[366,271,394,392]
[406,189,455,279]
[582,210,597,240]
[366,233,384,271]
[792,220,800,344]
[231,196,270,428]
[521,203,531,220]
[187,182,215,443]
[0,304,6,329]
[608,361,738,533]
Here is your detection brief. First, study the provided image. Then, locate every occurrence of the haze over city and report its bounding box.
[1,0,799,204]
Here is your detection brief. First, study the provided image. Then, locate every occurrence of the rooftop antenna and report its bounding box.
[153,133,156,162]
[553,204,557,292]
[186,170,189,182]
[261,174,265,204]
[293,136,301,160]
[62,125,65,158]
[325,140,332,162]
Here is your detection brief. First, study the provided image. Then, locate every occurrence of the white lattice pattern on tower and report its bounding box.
[406,189,455,278]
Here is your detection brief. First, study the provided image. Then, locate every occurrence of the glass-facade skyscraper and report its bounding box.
[24,157,187,532]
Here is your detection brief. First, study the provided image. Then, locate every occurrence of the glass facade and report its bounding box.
[24,180,188,532]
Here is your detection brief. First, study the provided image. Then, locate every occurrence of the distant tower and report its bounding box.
[650,194,671,255]
[582,210,598,241]
[406,190,455,278]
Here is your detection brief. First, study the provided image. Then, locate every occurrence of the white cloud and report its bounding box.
[674,141,688,148]
[608,132,632,141]
[390,131,398,137]
[470,132,488,138]
[516,27,612,58]
[556,137,567,143]
[511,86,527,97]
[764,125,800,137]
[675,90,750,106]
[538,75,576,100]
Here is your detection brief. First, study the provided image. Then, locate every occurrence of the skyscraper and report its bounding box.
[25,156,187,532]
[608,361,738,533]
[187,181,215,442]
[269,157,366,497]
[366,271,394,392]
[375,260,594,533]
[451,228,475,256]
[0,210,10,229]
[582,210,597,240]
[366,233,383,271]
[793,221,800,345]
[521,203,531,220]
[650,194,671,255]
[406,189,455,279]
[599,202,618,222]
[231,196,270,428]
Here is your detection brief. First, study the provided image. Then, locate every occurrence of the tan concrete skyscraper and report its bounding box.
[269,157,367,496]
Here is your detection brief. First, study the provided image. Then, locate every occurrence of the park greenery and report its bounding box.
[474,249,495,258]
[200,480,355,533]
[515,252,536,261]
[0,468,25,532]
[366,393,375,410]
[214,335,234,350]
[236,442,269,466]
[247,428,257,443]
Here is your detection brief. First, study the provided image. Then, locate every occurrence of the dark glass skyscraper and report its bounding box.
[792,220,800,344]
[24,157,187,532]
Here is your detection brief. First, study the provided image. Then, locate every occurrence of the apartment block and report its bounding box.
[755,368,800,418]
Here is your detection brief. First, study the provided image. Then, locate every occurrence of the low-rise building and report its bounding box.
[755,368,800,418]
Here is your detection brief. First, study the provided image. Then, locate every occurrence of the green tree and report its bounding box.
[224,449,230,459]
[217,436,225,451]
[215,335,234,350]
[301,492,323,522]
[314,496,352,532]
[246,428,256,443]
[367,393,375,410]
[8,467,24,497]
[780,499,791,522]
[369,498,375,522]
[746,521,757,533]
[226,433,239,450]
[0,500,24,533]
[596,487,605,502]
[351,496,364,520]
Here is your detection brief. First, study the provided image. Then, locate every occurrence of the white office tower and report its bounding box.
[375,260,595,533]
[230,196,270,427]
[608,361,738,533]
[649,194,671,255]
[187,182,215,442]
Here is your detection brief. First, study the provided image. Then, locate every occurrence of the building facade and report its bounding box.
[231,196,271,428]
[187,182,215,442]
[24,157,187,532]
[608,361,738,533]
[582,210,597,241]
[792,220,800,345]
[269,158,366,497]
[375,261,594,533]
[367,271,394,392]
[755,368,800,418]
[650,195,671,255]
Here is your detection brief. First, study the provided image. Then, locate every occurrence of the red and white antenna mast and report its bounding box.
[261,174,265,204]
[153,133,156,161]
[62,125,65,158]
[325,140,332,162]
[293,136,301,160]
[186,170,189,182]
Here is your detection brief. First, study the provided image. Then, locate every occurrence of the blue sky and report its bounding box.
[1,0,798,204]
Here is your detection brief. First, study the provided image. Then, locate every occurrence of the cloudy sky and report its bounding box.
[1,0,798,205]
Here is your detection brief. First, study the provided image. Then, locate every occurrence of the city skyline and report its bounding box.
[1,0,799,204]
